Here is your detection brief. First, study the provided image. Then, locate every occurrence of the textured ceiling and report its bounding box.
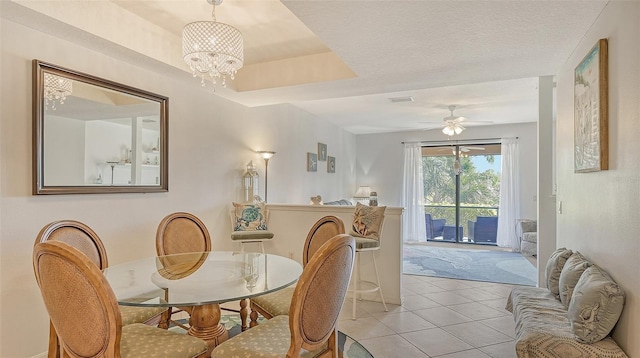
[3,0,609,134]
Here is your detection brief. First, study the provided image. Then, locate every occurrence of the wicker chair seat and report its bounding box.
[250,287,294,317]
[120,302,168,326]
[121,323,207,358]
[211,316,323,358]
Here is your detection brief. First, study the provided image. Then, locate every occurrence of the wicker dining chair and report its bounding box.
[35,220,168,358]
[211,234,355,358]
[33,240,207,358]
[155,212,213,329]
[248,215,345,328]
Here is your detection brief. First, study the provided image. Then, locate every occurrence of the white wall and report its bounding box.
[555,2,639,355]
[0,19,356,357]
[354,122,538,220]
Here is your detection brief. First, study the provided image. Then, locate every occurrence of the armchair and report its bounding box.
[468,216,498,244]
[425,213,446,240]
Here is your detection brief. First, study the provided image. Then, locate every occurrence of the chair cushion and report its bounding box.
[545,247,573,299]
[232,202,269,231]
[231,230,274,241]
[568,265,625,344]
[251,286,295,317]
[211,315,324,358]
[558,252,592,308]
[350,203,386,240]
[354,237,380,250]
[120,304,168,326]
[120,323,207,358]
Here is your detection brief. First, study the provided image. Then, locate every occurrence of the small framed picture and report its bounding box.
[307,152,317,172]
[318,143,327,161]
[327,156,335,173]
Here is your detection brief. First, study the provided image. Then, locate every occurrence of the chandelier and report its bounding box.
[182,0,244,90]
[43,72,72,110]
[442,122,464,136]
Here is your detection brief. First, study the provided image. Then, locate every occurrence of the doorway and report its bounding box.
[422,143,501,244]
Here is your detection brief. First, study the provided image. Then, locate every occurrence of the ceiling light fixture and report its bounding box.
[43,72,72,110]
[442,122,465,136]
[441,105,465,136]
[182,0,244,90]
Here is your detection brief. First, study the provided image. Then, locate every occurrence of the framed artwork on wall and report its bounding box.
[327,156,335,173]
[318,142,327,161]
[307,152,317,172]
[574,38,608,173]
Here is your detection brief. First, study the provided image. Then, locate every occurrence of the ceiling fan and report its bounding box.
[441,105,467,136]
[437,145,485,156]
[420,105,493,136]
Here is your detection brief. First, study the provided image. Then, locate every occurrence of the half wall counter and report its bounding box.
[265,204,404,305]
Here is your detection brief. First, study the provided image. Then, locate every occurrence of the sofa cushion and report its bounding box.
[559,252,592,308]
[545,247,573,299]
[569,265,625,344]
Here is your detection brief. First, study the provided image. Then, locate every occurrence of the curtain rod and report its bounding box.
[401,137,518,146]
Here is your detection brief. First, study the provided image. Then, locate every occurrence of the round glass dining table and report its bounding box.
[103,251,302,355]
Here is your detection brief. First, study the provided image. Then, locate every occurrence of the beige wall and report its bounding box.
[555,2,639,355]
[0,19,356,357]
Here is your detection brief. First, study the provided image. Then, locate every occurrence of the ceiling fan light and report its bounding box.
[442,126,454,136]
[454,125,464,134]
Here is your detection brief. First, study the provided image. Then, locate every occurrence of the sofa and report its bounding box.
[506,248,627,357]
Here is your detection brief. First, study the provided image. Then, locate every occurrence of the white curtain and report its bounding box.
[496,137,520,250]
[402,143,427,242]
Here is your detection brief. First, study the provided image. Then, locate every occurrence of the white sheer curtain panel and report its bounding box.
[402,143,427,242]
[496,138,520,250]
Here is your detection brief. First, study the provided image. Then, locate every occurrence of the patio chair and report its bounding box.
[468,216,498,244]
[425,213,446,240]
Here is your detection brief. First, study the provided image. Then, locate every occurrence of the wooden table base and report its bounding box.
[184,304,229,357]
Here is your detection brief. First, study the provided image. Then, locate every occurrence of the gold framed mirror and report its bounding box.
[33,60,168,194]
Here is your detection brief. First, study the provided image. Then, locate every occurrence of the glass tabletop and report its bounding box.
[103,251,302,307]
[339,331,374,358]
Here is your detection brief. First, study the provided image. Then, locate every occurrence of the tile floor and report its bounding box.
[336,275,522,358]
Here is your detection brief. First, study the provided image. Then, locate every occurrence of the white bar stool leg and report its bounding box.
[351,251,360,320]
[371,252,388,312]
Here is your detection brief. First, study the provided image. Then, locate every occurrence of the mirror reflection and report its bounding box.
[33,60,168,194]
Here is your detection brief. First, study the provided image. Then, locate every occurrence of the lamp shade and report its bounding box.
[353,186,372,198]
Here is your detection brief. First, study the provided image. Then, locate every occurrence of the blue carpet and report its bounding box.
[403,244,537,286]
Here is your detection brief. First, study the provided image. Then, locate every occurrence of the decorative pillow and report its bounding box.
[545,247,573,298]
[558,252,592,308]
[232,202,268,231]
[568,265,625,344]
[350,202,386,240]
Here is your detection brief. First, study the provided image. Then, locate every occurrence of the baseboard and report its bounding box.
[31,352,47,358]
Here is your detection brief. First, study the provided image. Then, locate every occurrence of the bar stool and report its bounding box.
[230,202,273,253]
[348,203,388,319]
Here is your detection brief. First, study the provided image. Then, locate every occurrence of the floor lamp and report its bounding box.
[257,151,275,202]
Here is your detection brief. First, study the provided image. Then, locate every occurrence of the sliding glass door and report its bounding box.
[422,144,501,244]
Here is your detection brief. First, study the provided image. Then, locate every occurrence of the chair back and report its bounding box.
[33,241,122,357]
[302,216,345,266]
[35,220,108,270]
[156,212,211,256]
[288,234,355,356]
